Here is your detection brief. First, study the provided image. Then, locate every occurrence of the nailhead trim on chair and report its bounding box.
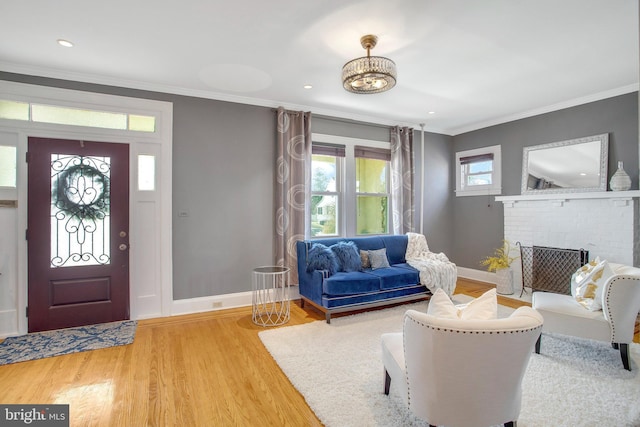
[402,316,542,412]
[604,276,640,343]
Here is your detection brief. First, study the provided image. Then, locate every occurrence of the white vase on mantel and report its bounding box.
[609,161,631,191]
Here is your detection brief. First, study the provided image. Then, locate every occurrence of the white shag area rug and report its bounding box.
[259,296,640,427]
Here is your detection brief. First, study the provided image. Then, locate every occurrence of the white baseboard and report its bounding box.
[457,266,496,284]
[171,286,301,317]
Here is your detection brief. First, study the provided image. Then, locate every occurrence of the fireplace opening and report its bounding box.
[518,243,589,296]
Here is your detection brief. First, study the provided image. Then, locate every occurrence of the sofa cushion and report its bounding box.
[380,235,408,265]
[322,271,381,295]
[367,266,419,290]
[330,241,362,272]
[306,243,338,275]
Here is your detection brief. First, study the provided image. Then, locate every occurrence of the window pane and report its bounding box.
[356,157,387,193]
[32,104,127,129]
[312,155,336,192]
[51,154,111,268]
[129,114,156,132]
[138,155,155,191]
[0,146,17,187]
[357,195,388,235]
[311,195,337,237]
[467,173,493,185]
[468,160,493,174]
[0,100,29,120]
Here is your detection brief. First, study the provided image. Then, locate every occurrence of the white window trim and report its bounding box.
[455,144,502,197]
[311,133,392,237]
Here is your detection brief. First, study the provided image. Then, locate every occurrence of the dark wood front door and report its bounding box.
[27,137,130,332]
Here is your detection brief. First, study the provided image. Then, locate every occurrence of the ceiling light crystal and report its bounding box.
[342,35,396,94]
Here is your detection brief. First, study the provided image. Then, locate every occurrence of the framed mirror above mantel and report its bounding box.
[521,133,609,195]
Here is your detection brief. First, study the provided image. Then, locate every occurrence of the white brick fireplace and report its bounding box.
[495,191,640,294]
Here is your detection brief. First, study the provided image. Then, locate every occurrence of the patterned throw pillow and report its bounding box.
[360,250,371,269]
[571,257,614,311]
[368,248,390,270]
[427,288,498,320]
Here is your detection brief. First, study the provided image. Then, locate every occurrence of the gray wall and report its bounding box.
[2,72,636,298]
[418,131,454,256]
[4,72,446,300]
[451,92,639,270]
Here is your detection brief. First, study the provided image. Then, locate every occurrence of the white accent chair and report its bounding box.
[532,263,640,371]
[381,307,543,427]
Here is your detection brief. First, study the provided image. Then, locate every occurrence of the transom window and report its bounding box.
[0,99,156,132]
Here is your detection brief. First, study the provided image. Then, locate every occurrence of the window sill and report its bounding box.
[455,188,502,197]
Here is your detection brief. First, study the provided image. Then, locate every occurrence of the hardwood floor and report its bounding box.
[0,279,637,426]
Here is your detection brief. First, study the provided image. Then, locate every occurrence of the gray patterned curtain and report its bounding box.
[275,107,311,285]
[390,126,414,235]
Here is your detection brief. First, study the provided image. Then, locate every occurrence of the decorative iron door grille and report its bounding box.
[50,154,111,268]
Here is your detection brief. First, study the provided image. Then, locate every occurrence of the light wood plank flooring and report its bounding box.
[0,279,637,426]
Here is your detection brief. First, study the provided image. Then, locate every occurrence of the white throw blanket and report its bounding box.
[405,232,457,296]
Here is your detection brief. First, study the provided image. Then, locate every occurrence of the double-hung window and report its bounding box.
[355,146,390,235]
[455,144,502,196]
[310,134,391,237]
[310,144,343,237]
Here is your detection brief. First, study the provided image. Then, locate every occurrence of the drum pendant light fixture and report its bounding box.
[342,34,397,94]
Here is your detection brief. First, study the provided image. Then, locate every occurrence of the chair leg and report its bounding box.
[534,334,541,354]
[620,343,631,371]
[384,369,391,395]
[505,422,517,427]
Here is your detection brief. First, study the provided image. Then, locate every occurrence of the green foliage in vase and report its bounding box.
[480,240,519,272]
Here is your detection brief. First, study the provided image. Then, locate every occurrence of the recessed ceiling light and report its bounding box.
[428,111,436,115]
[303,84,313,89]
[57,39,74,48]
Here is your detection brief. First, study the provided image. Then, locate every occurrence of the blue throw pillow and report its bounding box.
[330,241,362,272]
[306,243,338,275]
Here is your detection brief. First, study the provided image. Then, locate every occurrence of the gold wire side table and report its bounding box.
[252,266,290,326]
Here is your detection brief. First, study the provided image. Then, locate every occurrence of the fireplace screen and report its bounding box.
[518,244,589,295]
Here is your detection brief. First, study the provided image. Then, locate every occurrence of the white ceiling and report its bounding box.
[1,0,638,135]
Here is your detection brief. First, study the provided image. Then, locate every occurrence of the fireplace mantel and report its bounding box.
[496,190,640,207]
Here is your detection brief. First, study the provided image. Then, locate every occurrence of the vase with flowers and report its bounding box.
[480,240,519,295]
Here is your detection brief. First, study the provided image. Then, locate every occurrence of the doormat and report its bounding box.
[0,320,137,365]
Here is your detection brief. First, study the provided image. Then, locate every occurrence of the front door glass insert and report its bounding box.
[50,154,111,267]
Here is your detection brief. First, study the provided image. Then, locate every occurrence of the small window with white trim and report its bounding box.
[455,145,502,197]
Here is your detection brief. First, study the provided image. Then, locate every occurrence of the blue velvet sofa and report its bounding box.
[296,235,429,323]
